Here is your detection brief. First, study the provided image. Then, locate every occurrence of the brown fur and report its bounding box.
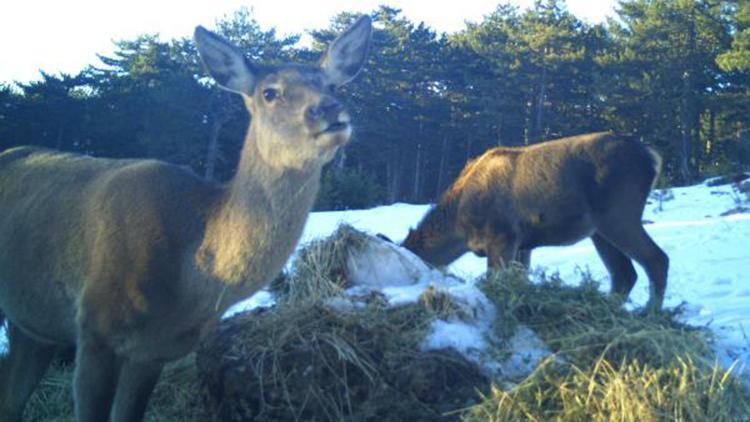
[403,132,669,311]
[0,17,371,422]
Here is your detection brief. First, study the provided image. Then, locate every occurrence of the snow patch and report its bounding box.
[346,234,430,288]
[223,289,275,318]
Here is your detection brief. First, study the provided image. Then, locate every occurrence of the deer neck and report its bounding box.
[196,126,321,293]
[424,196,459,236]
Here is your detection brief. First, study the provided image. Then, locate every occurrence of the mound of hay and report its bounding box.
[198,225,492,421]
[479,267,711,367]
[197,302,488,421]
[469,268,750,420]
[270,224,433,303]
[466,356,748,421]
[268,225,371,302]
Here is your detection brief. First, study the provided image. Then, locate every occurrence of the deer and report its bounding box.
[0,16,371,422]
[402,132,669,311]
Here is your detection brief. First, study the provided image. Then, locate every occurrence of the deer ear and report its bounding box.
[194,26,257,95]
[320,16,372,87]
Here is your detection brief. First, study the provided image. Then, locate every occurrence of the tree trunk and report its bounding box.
[531,67,547,143]
[707,108,716,162]
[413,142,422,202]
[435,136,449,200]
[677,7,698,185]
[386,157,402,204]
[465,137,473,163]
[496,120,504,146]
[54,121,65,150]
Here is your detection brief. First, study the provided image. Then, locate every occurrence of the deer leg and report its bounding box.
[596,225,668,312]
[591,233,637,302]
[110,358,163,422]
[73,330,120,422]
[0,323,57,422]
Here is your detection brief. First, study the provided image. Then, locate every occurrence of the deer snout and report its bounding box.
[306,99,345,126]
[306,98,351,141]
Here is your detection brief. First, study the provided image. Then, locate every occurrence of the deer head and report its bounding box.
[194,17,372,171]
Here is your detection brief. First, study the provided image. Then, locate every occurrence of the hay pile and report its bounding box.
[268,224,370,302]
[197,301,488,421]
[467,268,750,421]
[197,225,492,421]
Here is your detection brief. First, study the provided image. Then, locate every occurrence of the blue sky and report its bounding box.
[0,0,616,84]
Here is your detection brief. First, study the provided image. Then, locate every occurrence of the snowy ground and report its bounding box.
[268,178,750,379]
[2,178,749,381]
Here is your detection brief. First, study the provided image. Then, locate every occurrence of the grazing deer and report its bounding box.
[0,17,371,422]
[402,132,669,311]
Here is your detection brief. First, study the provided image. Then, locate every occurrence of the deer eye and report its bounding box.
[262,88,279,102]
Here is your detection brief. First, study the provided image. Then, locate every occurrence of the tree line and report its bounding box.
[2,0,750,210]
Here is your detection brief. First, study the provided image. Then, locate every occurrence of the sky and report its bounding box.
[0,0,617,85]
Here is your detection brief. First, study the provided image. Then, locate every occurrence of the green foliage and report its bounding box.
[733,130,750,170]
[718,0,750,71]
[601,0,733,185]
[3,1,750,205]
[315,167,384,210]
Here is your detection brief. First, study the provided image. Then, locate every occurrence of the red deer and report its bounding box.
[402,132,669,311]
[0,17,371,422]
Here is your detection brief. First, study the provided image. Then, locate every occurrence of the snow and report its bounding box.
[424,319,488,355]
[2,178,749,382]
[346,236,432,288]
[223,289,275,319]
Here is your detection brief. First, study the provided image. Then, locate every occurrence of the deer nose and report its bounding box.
[305,99,343,123]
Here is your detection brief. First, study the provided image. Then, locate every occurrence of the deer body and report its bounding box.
[0,17,371,422]
[403,132,669,311]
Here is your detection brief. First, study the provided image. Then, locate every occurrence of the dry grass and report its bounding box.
[419,284,470,321]
[21,362,75,422]
[270,224,371,304]
[198,225,491,421]
[467,267,750,421]
[197,300,466,421]
[478,266,712,367]
[15,354,207,422]
[464,356,747,421]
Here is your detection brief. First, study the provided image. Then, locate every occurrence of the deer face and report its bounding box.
[194,17,371,171]
[402,226,466,267]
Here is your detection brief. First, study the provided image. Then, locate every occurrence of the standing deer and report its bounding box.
[402,132,669,311]
[0,17,371,422]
